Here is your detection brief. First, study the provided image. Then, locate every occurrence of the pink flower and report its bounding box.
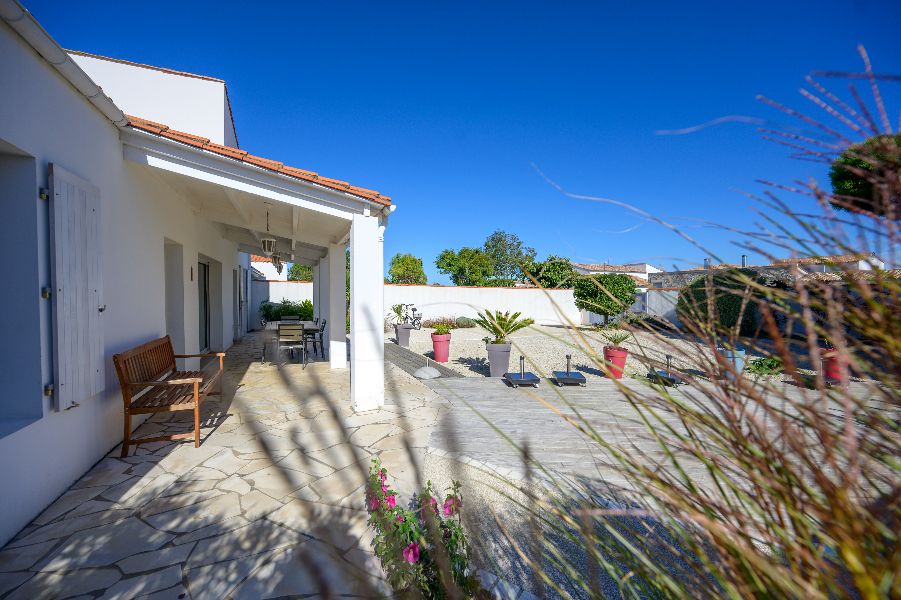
[379,470,387,483]
[396,514,404,522]
[443,496,462,516]
[381,483,389,495]
[386,494,397,508]
[402,542,420,563]
[421,496,438,515]
[368,495,380,511]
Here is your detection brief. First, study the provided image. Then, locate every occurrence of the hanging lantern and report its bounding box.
[272,255,283,275]
[260,237,277,256]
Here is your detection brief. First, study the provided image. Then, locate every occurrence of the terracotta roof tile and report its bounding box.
[250,254,273,263]
[126,115,391,205]
[773,253,871,265]
[573,263,649,273]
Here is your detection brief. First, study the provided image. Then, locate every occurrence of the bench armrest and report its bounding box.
[174,352,225,358]
[128,377,202,387]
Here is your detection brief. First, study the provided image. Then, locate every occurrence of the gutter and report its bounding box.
[0,0,127,127]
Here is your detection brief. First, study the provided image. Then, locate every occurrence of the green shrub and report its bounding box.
[573,274,637,324]
[259,298,314,322]
[422,317,456,329]
[432,323,451,335]
[676,269,763,337]
[747,356,784,375]
[455,317,476,328]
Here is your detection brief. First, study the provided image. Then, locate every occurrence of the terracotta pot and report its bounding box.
[431,333,451,363]
[486,343,511,377]
[394,324,414,347]
[822,349,847,382]
[603,346,628,379]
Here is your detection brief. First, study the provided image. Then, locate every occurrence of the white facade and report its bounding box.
[250,256,288,280]
[0,5,388,546]
[572,262,661,282]
[70,51,238,147]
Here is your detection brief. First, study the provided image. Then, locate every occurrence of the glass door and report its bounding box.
[198,261,210,352]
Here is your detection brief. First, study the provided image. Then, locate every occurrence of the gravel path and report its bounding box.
[403,324,710,380]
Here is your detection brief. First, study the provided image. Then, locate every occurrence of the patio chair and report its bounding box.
[276,322,306,364]
[280,315,300,321]
[304,319,327,359]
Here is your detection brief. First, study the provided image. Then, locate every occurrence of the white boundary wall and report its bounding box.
[251,281,581,327]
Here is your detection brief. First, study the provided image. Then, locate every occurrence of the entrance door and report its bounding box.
[198,261,210,352]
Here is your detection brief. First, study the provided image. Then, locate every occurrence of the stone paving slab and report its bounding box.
[0,331,448,599]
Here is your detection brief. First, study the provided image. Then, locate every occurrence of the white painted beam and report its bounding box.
[349,214,384,411]
[222,188,261,243]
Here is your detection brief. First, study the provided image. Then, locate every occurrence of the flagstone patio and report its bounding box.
[0,332,447,599]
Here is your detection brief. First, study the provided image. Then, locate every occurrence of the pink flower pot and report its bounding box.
[821,349,847,382]
[431,333,451,363]
[603,346,628,379]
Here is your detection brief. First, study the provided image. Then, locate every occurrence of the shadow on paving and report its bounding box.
[0,330,453,599]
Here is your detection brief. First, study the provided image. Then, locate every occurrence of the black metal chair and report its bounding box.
[304,319,327,359]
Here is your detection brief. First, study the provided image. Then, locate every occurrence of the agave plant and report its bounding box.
[601,329,630,348]
[473,310,534,344]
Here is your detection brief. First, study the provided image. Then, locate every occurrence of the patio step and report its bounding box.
[384,343,462,379]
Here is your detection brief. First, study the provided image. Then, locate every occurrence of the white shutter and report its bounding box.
[49,164,104,411]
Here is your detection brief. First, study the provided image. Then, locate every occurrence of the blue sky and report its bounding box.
[28,0,901,283]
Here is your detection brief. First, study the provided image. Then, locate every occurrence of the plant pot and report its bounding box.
[716,347,746,381]
[821,349,847,382]
[486,343,511,378]
[431,333,451,363]
[603,346,628,379]
[394,324,414,347]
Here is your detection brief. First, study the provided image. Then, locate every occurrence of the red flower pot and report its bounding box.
[603,346,628,379]
[821,349,847,382]
[431,333,451,363]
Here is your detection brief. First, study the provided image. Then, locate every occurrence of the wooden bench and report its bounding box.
[113,336,224,457]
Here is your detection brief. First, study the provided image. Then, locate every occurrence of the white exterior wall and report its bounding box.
[70,53,235,145]
[248,281,584,327]
[251,259,286,280]
[0,25,242,545]
[249,280,314,326]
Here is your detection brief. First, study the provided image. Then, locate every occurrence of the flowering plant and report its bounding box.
[366,458,480,598]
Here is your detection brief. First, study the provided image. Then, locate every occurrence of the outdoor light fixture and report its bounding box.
[260,236,277,256]
[260,203,276,256]
[272,255,283,275]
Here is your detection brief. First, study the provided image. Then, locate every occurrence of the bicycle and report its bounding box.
[401,304,422,330]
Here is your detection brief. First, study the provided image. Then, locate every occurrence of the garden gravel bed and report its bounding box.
[404,324,709,380]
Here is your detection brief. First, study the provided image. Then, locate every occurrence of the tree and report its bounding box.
[287,263,312,281]
[573,273,637,324]
[435,247,493,286]
[482,230,536,282]
[388,253,427,285]
[524,255,576,288]
[829,134,900,217]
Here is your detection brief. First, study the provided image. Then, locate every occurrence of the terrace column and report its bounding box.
[328,243,347,369]
[311,262,321,321]
[317,254,330,350]
[349,213,384,411]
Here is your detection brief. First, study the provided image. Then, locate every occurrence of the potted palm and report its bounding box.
[601,329,631,379]
[473,310,534,377]
[390,304,414,347]
[431,322,452,363]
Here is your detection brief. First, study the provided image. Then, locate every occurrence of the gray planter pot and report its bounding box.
[395,324,414,347]
[486,343,511,378]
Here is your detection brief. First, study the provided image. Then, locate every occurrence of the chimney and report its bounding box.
[703,258,711,270]
[741,254,748,268]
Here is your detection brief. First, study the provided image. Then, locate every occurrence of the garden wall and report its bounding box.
[645,289,681,325]
[250,280,582,326]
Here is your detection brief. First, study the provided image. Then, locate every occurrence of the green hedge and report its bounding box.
[676,269,771,337]
[260,299,313,322]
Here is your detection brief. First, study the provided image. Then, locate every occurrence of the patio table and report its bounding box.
[262,320,317,364]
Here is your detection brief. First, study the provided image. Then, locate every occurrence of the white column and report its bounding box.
[328,242,348,369]
[350,213,384,411]
[318,254,330,350]
[311,262,321,321]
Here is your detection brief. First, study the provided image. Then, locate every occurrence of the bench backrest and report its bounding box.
[113,336,177,399]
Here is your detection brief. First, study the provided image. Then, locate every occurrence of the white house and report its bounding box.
[0,0,391,546]
[571,262,661,287]
[251,254,288,281]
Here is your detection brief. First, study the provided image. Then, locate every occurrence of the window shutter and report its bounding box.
[49,164,104,410]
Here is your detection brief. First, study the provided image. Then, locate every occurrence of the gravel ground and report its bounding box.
[404,324,710,380]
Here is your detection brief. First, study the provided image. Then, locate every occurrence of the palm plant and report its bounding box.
[473,310,534,344]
